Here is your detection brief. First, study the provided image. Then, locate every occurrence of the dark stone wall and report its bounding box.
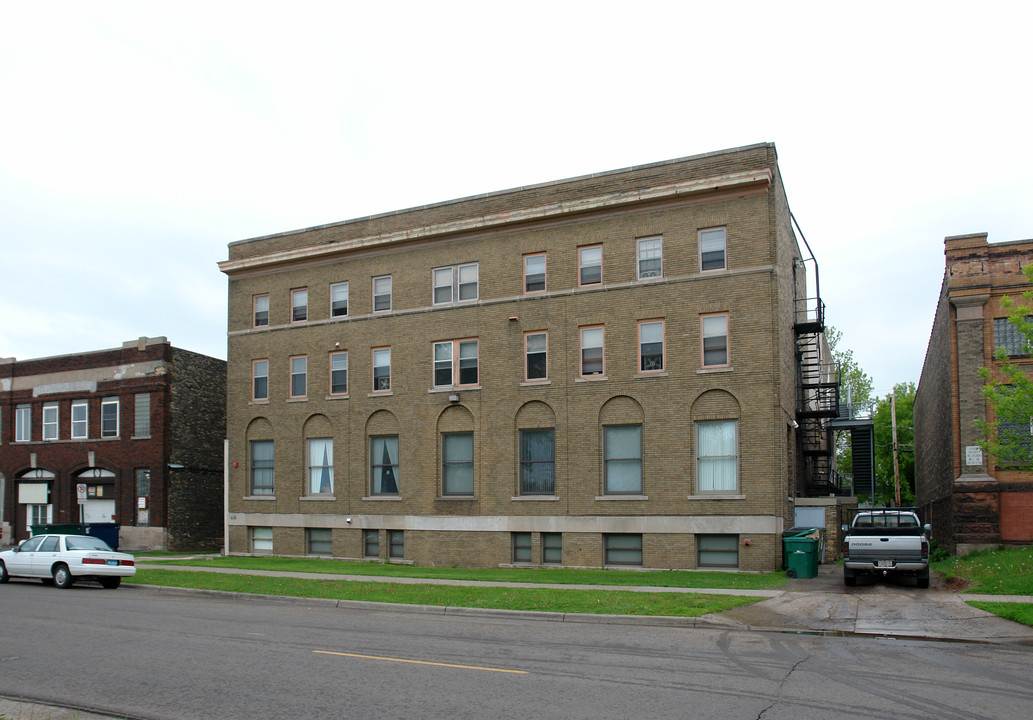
[915,274,955,505]
[166,348,226,551]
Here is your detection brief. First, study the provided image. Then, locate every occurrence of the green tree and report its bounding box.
[864,382,916,506]
[826,326,874,475]
[979,265,1033,469]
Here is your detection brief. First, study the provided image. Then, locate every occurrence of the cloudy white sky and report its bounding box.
[1,1,1030,398]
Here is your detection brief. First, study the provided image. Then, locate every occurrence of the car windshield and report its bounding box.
[64,536,114,552]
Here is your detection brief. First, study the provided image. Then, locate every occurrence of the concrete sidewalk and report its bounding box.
[135,560,1033,645]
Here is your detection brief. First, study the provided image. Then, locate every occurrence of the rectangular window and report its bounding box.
[291,288,308,323]
[250,440,275,495]
[697,420,738,492]
[524,331,548,381]
[442,432,474,495]
[252,359,269,401]
[389,530,404,559]
[578,245,602,286]
[604,534,642,566]
[512,532,532,563]
[372,347,391,392]
[307,528,332,556]
[329,351,348,395]
[994,317,1032,357]
[639,320,665,372]
[253,294,269,327]
[330,282,349,318]
[364,529,380,558]
[250,527,273,554]
[370,435,399,495]
[701,313,729,367]
[543,532,562,564]
[698,534,739,568]
[433,339,478,387]
[135,468,151,527]
[997,416,1032,468]
[134,393,151,437]
[290,356,307,399]
[373,275,392,312]
[42,403,58,441]
[15,405,31,442]
[700,228,727,271]
[433,263,478,305]
[101,398,119,438]
[71,401,88,439]
[637,236,663,279]
[580,326,604,377]
[307,438,334,494]
[524,253,546,293]
[605,424,642,494]
[520,428,555,495]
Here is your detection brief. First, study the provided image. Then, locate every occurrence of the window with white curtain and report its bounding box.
[42,403,59,440]
[71,401,88,439]
[604,424,642,494]
[307,438,333,494]
[697,420,738,492]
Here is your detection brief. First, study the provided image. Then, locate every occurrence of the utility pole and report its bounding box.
[891,392,901,506]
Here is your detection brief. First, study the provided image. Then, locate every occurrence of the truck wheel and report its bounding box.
[916,571,930,589]
[844,571,857,587]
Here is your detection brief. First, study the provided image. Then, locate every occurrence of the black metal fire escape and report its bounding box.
[794,296,846,496]
[791,213,874,498]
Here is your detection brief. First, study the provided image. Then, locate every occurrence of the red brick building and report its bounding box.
[0,337,226,551]
[915,233,1033,553]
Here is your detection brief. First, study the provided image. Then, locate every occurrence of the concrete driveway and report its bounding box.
[720,562,1033,643]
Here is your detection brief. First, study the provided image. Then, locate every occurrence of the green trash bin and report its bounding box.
[784,536,819,578]
[30,524,87,537]
[781,527,815,569]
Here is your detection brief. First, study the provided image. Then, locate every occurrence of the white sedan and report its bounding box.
[0,534,136,589]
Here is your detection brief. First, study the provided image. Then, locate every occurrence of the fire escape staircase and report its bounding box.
[794,297,847,496]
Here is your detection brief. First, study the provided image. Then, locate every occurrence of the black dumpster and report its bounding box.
[86,524,120,550]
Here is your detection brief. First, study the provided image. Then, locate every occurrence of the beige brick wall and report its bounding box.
[222,146,803,571]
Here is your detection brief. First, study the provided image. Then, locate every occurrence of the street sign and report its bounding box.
[76,483,87,505]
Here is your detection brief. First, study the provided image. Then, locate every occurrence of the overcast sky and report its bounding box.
[2,1,1030,399]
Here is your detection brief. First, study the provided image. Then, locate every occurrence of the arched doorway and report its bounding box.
[75,468,117,524]
[15,469,55,542]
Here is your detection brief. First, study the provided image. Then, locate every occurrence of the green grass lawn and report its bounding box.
[130,556,786,617]
[132,568,758,616]
[140,555,788,590]
[932,545,1033,627]
[931,545,1033,596]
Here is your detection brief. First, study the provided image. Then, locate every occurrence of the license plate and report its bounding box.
[876,560,894,568]
[106,560,118,566]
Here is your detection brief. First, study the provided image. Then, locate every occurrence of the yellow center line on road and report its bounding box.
[314,650,528,674]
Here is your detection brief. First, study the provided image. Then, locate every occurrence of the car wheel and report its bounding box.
[53,564,74,589]
[0,560,9,583]
[100,577,121,589]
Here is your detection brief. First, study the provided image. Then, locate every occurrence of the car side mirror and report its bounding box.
[840,524,849,532]
[924,524,932,533]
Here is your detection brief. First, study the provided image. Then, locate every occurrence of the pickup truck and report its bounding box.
[841,509,931,588]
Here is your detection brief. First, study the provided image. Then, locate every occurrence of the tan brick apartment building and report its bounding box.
[219,143,839,571]
[915,233,1033,553]
[0,337,226,551]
